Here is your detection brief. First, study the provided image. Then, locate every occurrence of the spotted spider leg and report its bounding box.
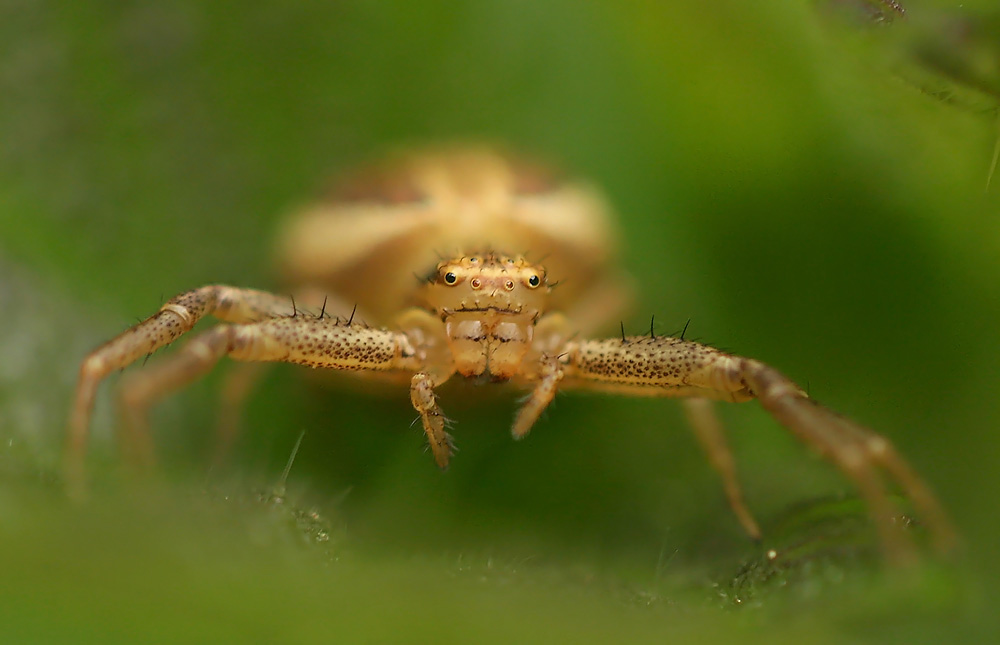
[210,289,370,466]
[67,286,425,492]
[513,333,958,563]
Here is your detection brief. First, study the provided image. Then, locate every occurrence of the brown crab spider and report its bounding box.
[68,147,956,564]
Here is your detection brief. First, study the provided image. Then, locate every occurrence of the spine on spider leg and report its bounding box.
[564,335,755,401]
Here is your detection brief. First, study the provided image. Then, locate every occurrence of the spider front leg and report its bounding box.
[210,288,374,466]
[521,333,957,562]
[68,286,424,492]
[70,285,305,465]
[513,337,762,541]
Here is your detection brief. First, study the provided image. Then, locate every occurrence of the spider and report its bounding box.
[68,146,956,564]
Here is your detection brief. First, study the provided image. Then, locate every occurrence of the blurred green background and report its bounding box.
[2,0,999,642]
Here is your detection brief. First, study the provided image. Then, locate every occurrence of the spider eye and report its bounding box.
[526,274,541,288]
[443,272,458,285]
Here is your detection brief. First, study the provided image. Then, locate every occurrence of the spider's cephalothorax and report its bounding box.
[69,146,957,565]
[422,253,549,380]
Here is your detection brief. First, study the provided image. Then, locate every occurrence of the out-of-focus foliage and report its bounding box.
[1,1,998,642]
